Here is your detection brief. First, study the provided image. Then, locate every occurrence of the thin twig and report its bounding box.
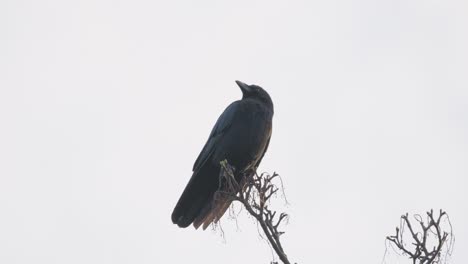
[218,160,292,264]
[386,209,454,264]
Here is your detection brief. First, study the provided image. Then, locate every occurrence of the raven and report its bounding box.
[171,80,274,229]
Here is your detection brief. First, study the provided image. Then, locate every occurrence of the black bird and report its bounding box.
[172,80,274,229]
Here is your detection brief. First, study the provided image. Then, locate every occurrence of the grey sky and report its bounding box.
[0,0,467,263]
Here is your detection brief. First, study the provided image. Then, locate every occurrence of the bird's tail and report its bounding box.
[193,167,248,229]
[193,192,233,230]
[171,165,219,228]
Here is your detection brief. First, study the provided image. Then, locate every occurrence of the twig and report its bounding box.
[386,209,454,264]
[218,160,293,264]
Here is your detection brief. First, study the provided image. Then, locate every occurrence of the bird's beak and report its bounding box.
[236,80,252,94]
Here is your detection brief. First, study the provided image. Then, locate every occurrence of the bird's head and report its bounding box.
[236,80,273,109]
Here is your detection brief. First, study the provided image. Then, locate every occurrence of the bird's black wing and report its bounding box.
[255,134,271,168]
[172,101,239,227]
[192,101,239,172]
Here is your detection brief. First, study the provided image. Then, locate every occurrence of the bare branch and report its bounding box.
[217,160,293,264]
[386,209,454,264]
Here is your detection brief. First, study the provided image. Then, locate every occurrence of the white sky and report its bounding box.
[1,0,467,263]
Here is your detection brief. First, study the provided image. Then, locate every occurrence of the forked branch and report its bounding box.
[386,209,454,264]
[217,160,292,264]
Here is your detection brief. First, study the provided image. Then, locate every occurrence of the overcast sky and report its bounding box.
[1,0,467,263]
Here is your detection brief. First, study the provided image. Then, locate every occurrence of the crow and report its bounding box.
[171,80,274,229]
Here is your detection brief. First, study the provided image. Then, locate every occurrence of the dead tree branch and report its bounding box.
[217,160,293,264]
[386,209,454,264]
